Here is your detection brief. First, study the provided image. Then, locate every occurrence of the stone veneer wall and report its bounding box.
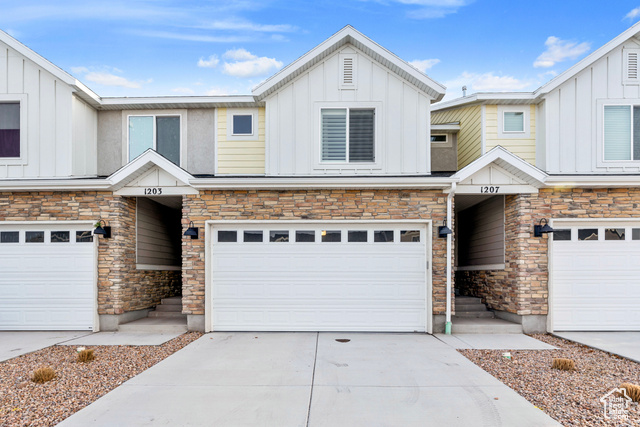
[182,189,452,317]
[0,192,180,316]
[456,188,640,316]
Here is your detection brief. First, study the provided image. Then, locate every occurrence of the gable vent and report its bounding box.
[629,52,638,80]
[340,53,356,89]
[343,57,354,84]
[624,49,640,85]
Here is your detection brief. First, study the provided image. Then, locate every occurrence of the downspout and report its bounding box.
[445,182,456,334]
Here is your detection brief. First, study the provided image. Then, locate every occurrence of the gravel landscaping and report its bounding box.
[460,334,640,426]
[0,332,202,427]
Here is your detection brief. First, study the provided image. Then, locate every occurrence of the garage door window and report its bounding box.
[401,230,420,242]
[0,231,18,243]
[296,230,315,242]
[218,231,237,242]
[76,231,93,242]
[348,230,367,242]
[321,230,341,242]
[243,231,263,243]
[553,229,571,241]
[578,229,598,241]
[51,231,70,243]
[633,229,640,240]
[605,228,626,240]
[270,231,289,242]
[25,231,44,243]
[374,230,394,242]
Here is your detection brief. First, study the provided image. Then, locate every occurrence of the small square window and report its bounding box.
[400,230,420,242]
[503,111,524,132]
[0,231,19,243]
[243,230,263,242]
[553,230,571,241]
[270,230,289,242]
[233,115,253,135]
[374,230,394,242]
[321,230,341,242]
[605,228,626,241]
[25,231,44,243]
[295,230,315,242]
[76,231,93,243]
[218,230,237,242]
[51,231,70,243]
[348,231,367,242]
[578,229,598,241]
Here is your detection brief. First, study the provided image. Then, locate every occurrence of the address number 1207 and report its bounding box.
[480,186,499,194]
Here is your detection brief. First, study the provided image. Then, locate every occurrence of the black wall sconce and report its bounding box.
[438,220,452,238]
[534,219,554,237]
[184,221,199,239]
[93,220,112,238]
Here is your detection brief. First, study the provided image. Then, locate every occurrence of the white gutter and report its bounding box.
[445,182,456,334]
[0,179,112,191]
[191,177,455,190]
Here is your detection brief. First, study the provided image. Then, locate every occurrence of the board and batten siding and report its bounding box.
[543,38,640,173]
[432,105,481,169]
[136,198,181,267]
[265,44,431,176]
[72,96,98,177]
[216,107,265,175]
[456,196,505,267]
[0,41,97,179]
[484,104,536,165]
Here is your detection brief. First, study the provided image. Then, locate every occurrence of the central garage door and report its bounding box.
[0,223,96,330]
[551,222,640,331]
[211,223,429,332]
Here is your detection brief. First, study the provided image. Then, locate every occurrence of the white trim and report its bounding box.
[481,105,486,155]
[433,93,537,112]
[109,149,195,189]
[190,176,453,190]
[0,94,28,165]
[498,106,530,138]
[430,134,449,144]
[226,108,259,141]
[136,264,181,271]
[455,264,506,271]
[597,100,640,166]
[431,123,460,131]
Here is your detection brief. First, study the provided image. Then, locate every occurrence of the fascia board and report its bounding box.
[454,146,548,184]
[108,150,195,188]
[190,177,455,190]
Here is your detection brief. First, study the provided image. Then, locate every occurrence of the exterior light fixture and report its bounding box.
[438,220,452,238]
[93,220,112,238]
[184,221,199,239]
[534,218,554,237]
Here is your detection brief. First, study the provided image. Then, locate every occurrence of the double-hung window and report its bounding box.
[0,102,20,158]
[321,108,374,162]
[604,105,640,161]
[129,115,181,165]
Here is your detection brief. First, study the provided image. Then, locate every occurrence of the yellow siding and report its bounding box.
[217,107,266,174]
[432,105,482,169]
[484,104,536,165]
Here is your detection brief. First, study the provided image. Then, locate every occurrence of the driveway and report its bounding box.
[554,332,640,363]
[58,332,558,426]
[0,331,91,362]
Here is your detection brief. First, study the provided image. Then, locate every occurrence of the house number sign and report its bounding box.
[479,186,500,193]
[144,187,163,195]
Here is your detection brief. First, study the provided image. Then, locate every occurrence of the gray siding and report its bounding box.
[457,196,504,267]
[97,110,123,176]
[431,133,458,172]
[136,198,181,267]
[186,108,215,175]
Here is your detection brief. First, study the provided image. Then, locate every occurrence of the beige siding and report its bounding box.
[136,198,181,267]
[217,107,265,174]
[456,196,504,267]
[485,104,536,164]
[432,105,481,169]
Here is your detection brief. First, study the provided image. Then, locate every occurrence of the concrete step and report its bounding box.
[455,303,488,312]
[147,311,187,319]
[451,316,523,334]
[161,297,182,305]
[118,317,188,333]
[455,296,482,304]
[453,311,496,319]
[155,304,182,312]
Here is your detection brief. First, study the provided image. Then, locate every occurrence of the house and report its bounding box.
[434,21,640,333]
[1,22,639,335]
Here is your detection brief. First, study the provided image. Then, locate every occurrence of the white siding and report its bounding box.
[72,96,98,177]
[265,44,432,176]
[544,38,640,173]
[0,41,86,179]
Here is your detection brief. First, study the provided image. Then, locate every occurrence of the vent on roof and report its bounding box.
[340,54,356,89]
[624,49,640,85]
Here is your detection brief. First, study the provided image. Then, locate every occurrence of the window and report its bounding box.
[321,230,341,242]
[233,115,253,135]
[270,231,289,242]
[578,229,598,241]
[25,231,44,243]
[129,116,180,165]
[348,231,367,242]
[51,231,70,243]
[76,231,93,243]
[553,230,571,241]
[605,228,626,240]
[295,230,315,242]
[374,230,394,242]
[503,111,524,132]
[218,231,237,242]
[603,105,640,161]
[430,134,448,143]
[0,231,19,243]
[321,108,374,162]
[400,230,420,242]
[244,231,263,242]
[0,102,20,158]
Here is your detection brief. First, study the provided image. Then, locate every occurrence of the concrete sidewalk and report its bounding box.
[0,331,91,362]
[436,333,556,350]
[59,333,559,426]
[554,332,640,363]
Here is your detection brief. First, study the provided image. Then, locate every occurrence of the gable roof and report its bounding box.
[108,149,195,190]
[252,25,446,102]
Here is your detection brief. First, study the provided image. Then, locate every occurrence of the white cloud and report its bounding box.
[533,36,591,68]
[625,7,640,21]
[205,87,239,96]
[70,66,89,74]
[222,49,283,78]
[130,30,249,43]
[409,58,440,72]
[361,0,473,19]
[72,66,149,89]
[198,20,298,33]
[172,87,195,94]
[197,55,219,68]
[441,71,535,100]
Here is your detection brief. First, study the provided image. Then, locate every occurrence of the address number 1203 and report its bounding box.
[480,186,499,194]
[144,188,163,195]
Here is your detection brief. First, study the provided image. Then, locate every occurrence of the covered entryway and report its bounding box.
[550,221,640,331]
[209,222,430,332]
[0,223,96,330]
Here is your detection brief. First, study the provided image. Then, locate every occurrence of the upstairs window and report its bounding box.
[603,105,640,161]
[503,111,524,132]
[0,103,20,158]
[232,115,253,135]
[129,115,180,165]
[321,108,374,162]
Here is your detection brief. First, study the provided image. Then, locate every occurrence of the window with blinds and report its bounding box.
[604,105,640,161]
[321,108,374,162]
[503,111,524,132]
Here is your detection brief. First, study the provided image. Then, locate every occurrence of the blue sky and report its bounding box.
[2,1,640,101]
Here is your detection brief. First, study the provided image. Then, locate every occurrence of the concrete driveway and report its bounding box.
[554,332,640,363]
[59,332,558,427]
[0,331,91,362]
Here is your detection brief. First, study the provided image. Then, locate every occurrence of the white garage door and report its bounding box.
[0,223,96,330]
[551,222,640,331]
[211,223,429,332]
